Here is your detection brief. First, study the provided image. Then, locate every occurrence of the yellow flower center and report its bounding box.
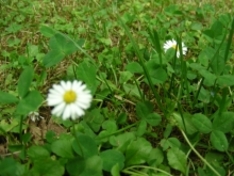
[172,44,177,49]
[63,90,77,104]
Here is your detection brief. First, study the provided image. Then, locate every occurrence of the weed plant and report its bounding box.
[0,0,234,175]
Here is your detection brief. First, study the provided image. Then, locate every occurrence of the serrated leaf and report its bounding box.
[167,148,186,174]
[210,130,228,152]
[192,113,212,134]
[18,66,34,98]
[0,91,18,104]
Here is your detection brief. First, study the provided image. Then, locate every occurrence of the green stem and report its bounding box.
[181,129,221,176]
[19,115,24,144]
[72,124,84,157]
[96,123,137,140]
[117,15,165,115]
[123,165,173,176]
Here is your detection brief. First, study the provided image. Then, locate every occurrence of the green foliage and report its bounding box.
[18,66,34,98]
[43,32,83,67]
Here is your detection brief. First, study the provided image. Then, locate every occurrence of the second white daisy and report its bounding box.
[163,39,187,58]
[47,80,92,120]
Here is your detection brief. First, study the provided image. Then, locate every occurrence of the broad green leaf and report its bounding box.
[42,50,64,68]
[27,146,50,159]
[136,101,153,119]
[51,135,74,158]
[111,164,121,176]
[210,54,225,76]
[136,120,147,136]
[0,91,18,104]
[85,109,104,132]
[205,152,227,175]
[217,75,234,87]
[100,149,125,172]
[145,113,162,126]
[125,138,152,166]
[192,113,212,134]
[203,20,224,42]
[191,22,203,30]
[210,130,228,152]
[123,83,141,98]
[147,67,168,85]
[102,120,118,132]
[0,158,25,176]
[119,71,133,84]
[125,62,143,74]
[15,91,43,116]
[72,134,98,158]
[49,33,78,55]
[172,113,198,135]
[109,132,136,151]
[0,119,18,133]
[212,112,234,133]
[198,47,215,67]
[147,148,164,166]
[75,61,98,94]
[66,155,102,176]
[198,87,211,103]
[39,25,56,37]
[43,33,81,67]
[18,66,34,98]
[31,157,64,176]
[160,137,181,151]
[167,148,186,174]
[199,69,216,86]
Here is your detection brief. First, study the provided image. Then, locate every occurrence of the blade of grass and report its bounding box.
[117,16,164,114]
[148,29,163,66]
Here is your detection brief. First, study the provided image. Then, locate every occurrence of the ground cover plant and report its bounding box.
[0,0,234,175]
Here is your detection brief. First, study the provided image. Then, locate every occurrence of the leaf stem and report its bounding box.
[181,129,221,176]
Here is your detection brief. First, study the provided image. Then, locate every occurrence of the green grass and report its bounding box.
[0,0,234,175]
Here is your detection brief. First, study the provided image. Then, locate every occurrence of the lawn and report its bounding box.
[0,0,234,175]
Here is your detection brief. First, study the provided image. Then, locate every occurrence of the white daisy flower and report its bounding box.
[47,80,92,120]
[28,111,44,122]
[163,39,187,58]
